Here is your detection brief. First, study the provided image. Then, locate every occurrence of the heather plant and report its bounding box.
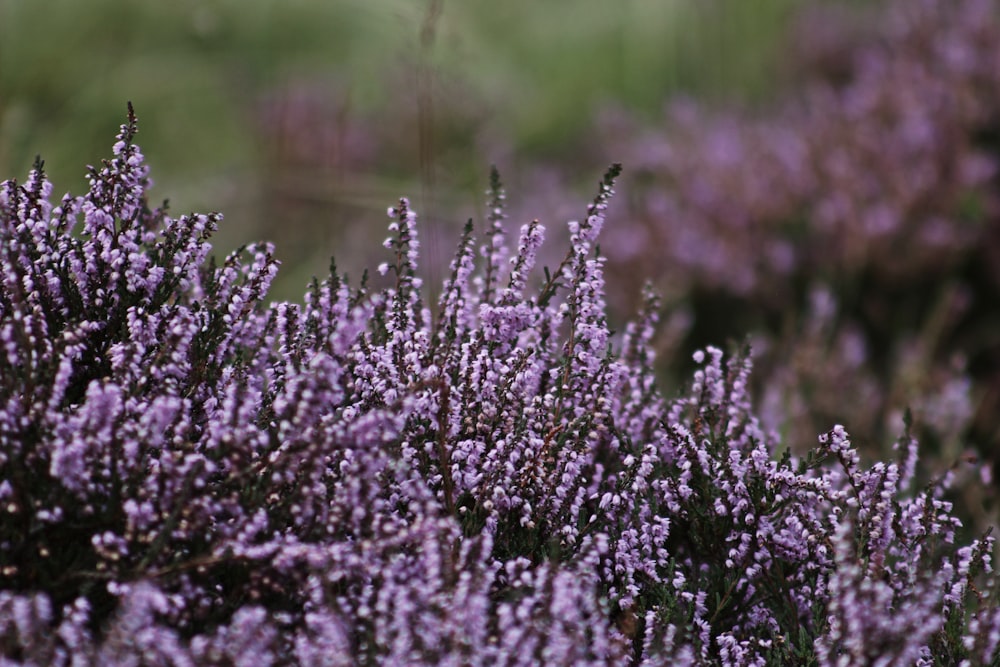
[594,0,1000,479]
[2,110,1000,665]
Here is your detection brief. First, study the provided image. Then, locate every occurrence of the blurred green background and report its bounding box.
[0,0,820,301]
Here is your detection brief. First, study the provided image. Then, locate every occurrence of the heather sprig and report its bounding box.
[1,113,999,666]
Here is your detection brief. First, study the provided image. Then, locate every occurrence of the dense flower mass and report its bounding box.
[246,0,1000,490]
[1,109,999,665]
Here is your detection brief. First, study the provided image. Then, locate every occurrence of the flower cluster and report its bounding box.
[1,110,999,665]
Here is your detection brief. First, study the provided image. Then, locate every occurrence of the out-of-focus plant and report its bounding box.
[1,109,997,665]
[595,0,1000,493]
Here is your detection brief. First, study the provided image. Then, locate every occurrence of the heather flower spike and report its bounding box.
[2,100,998,665]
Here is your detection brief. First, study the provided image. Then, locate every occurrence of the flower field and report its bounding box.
[3,0,1000,664]
[1,105,998,664]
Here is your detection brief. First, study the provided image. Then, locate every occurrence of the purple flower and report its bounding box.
[1,98,998,665]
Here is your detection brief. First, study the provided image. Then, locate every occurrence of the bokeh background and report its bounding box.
[1,0,826,297]
[3,0,998,531]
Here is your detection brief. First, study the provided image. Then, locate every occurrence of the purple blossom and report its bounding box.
[1,104,998,665]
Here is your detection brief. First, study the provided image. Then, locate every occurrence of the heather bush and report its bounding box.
[596,0,1000,480]
[2,109,1000,665]
[238,0,1000,497]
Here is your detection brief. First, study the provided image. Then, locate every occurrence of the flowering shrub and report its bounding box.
[594,0,1000,476]
[243,0,1000,484]
[2,109,999,665]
